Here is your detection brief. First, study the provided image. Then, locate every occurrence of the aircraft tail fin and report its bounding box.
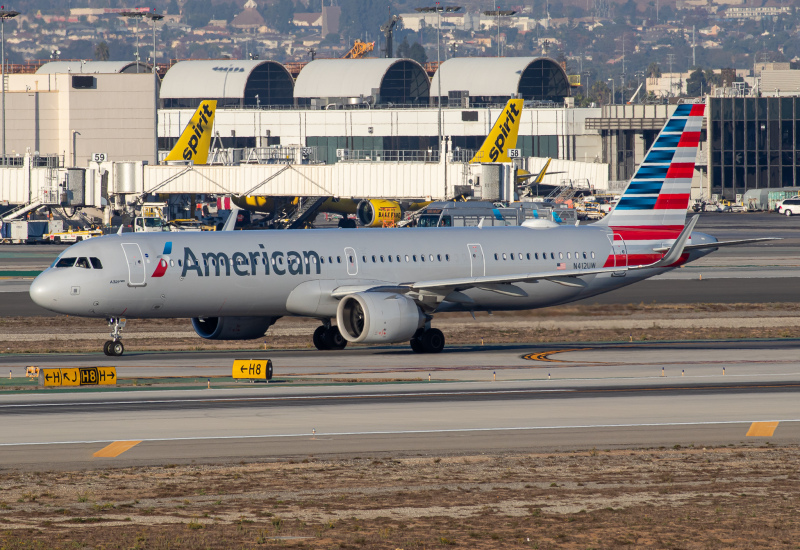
[469,99,524,163]
[597,101,705,233]
[163,100,217,165]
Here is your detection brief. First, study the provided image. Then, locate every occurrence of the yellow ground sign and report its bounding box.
[232,359,273,380]
[40,367,117,387]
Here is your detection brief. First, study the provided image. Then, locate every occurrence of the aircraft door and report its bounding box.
[344,247,358,276]
[608,233,627,276]
[467,244,485,277]
[121,243,146,287]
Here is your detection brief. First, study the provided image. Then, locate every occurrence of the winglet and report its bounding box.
[647,214,699,268]
[221,201,240,232]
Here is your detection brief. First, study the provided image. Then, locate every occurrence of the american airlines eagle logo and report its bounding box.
[151,242,172,278]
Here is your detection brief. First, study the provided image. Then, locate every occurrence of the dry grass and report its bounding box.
[3,303,800,354]
[1,446,799,549]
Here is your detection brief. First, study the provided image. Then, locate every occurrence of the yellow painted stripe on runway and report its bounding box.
[746,422,779,437]
[523,348,596,362]
[93,440,142,458]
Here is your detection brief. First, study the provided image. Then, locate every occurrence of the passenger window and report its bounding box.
[535,253,539,260]
[320,257,325,264]
[380,255,385,262]
[575,252,579,259]
[55,257,76,268]
[502,253,507,260]
[405,255,410,262]
[413,255,417,262]
[445,254,450,261]
[559,253,564,260]
[421,255,425,262]
[567,253,571,260]
[178,260,183,267]
[329,256,333,263]
[550,253,555,259]
[518,252,523,259]
[526,253,531,260]
[591,252,595,259]
[437,254,441,261]
[76,257,90,269]
[90,257,103,269]
[494,253,498,260]
[583,252,587,259]
[337,256,341,263]
[510,253,515,260]
[396,255,401,262]
[388,255,393,262]
[429,254,434,262]
[372,255,376,262]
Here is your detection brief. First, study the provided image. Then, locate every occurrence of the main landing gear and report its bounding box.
[103,317,126,356]
[410,328,445,354]
[313,323,348,351]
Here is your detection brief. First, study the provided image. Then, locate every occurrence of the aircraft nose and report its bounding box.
[29,273,57,310]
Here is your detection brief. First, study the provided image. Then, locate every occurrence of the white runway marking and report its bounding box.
[2,419,798,447]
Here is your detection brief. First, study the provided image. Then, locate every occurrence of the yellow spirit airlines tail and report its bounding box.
[469,99,524,163]
[163,100,217,164]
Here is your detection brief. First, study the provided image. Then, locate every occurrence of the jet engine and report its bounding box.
[336,292,424,343]
[356,199,403,227]
[191,316,278,340]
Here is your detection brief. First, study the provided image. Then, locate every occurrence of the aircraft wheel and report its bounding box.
[109,341,124,356]
[421,329,445,354]
[324,326,347,350]
[312,326,329,350]
[409,337,425,353]
[103,340,112,356]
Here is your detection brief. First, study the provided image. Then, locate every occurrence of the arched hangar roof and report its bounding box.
[294,59,430,104]
[160,60,294,108]
[36,61,152,74]
[430,57,570,102]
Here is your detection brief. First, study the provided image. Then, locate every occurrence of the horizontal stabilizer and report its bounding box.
[652,237,781,253]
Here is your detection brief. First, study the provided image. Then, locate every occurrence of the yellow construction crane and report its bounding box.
[343,39,375,59]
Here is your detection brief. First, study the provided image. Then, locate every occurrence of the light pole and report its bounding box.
[482,7,516,57]
[415,4,461,198]
[121,9,163,165]
[608,78,615,105]
[1,7,19,166]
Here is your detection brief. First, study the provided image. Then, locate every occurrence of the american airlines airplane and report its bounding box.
[29,101,772,356]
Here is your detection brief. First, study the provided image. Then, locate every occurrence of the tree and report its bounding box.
[182,0,212,28]
[340,0,394,42]
[396,36,410,59]
[686,67,706,97]
[407,42,427,65]
[94,41,110,61]
[647,62,661,78]
[265,0,295,34]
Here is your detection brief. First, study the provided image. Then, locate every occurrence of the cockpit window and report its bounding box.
[55,257,76,268]
[75,257,90,269]
[90,257,103,269]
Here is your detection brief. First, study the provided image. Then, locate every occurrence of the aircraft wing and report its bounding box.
[331,217,701,301]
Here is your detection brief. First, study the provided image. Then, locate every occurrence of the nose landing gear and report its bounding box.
[103,317,126,356]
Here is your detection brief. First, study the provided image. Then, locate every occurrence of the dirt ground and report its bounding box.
[1,446,799,549]
[3,302,800,353]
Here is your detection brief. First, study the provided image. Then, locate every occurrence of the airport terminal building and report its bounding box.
[3,56,800,212]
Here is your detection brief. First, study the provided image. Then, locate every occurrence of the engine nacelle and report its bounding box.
[356,199,403,227]
[336,292,424,344]
[191,316,278,340]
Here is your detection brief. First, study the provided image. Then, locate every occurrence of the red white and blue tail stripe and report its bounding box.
[598,101,705,231]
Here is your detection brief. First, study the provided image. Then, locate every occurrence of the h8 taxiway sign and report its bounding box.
[40,367,117,387]
[232,359,273,381]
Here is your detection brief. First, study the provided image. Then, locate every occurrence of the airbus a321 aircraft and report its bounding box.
[30,101,773,356]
